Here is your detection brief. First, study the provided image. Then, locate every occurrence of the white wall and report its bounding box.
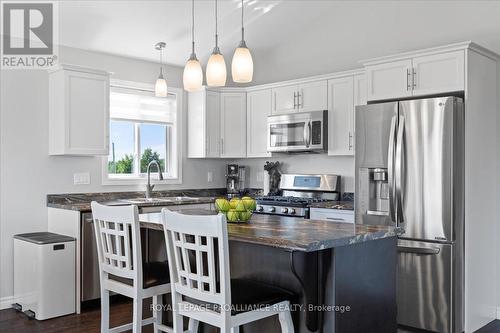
[0,46,230,304]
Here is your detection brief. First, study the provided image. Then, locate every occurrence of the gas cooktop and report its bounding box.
[255,195,333,207]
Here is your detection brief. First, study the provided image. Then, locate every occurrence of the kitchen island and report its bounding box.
[141,210,398,333]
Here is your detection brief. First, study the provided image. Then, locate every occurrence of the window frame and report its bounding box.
[101,79,183,185]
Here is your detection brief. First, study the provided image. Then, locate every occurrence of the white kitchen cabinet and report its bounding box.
[365,50,465,101]
[271,84,297,114]
[354,73,367,106]
[297,80,328,112]
[188,88,220,158]
[271,80,327,114]
[366,59,413,101]
[328,76,354,156]
[310,208,354,223]
[411,50,465,96]
[247,89,272,157]
[49,64,110,155]
[220,92,247,158]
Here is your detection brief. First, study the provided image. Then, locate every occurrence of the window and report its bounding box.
[103,80,182,184]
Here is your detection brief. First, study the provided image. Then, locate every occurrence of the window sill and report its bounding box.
[101,177,182,186]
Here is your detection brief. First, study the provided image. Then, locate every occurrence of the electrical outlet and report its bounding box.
[256,171,264,182]
[73,172,90,185]
[207,171,213,183]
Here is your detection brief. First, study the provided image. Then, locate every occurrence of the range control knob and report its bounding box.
[256,206,263,212]
[281,208,289,214]
[289,208,296,215]
[268,207,276,213]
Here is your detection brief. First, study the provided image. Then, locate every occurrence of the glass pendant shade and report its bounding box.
[206,51,227,87]
[155,73,168,97]
[232,45,253,83]
[183,57,203,92]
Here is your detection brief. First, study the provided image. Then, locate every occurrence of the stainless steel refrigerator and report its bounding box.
[355,96,464,333]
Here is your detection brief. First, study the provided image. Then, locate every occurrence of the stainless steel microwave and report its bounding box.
[267,110,328,153]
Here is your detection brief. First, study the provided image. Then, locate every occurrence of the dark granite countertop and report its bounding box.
[308,200,354,210]
[139,209,397,252]
[46,189,263,212]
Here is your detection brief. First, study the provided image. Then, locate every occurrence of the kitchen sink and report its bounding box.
[119,196,200,204]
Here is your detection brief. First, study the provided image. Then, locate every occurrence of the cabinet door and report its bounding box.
[65,71,109,155]
[247,89,272,158]
[220,92,247,158]
[366,59,413,101]
[411,50,465,96]
[272,85,297,114]
[297,80,328,112]
[353,74,367,107]
[328,76,354,156]
[205,91,221,158]
[310,208,355,223]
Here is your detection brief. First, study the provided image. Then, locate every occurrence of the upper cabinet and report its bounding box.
[271,80,327,114]
[188,89,246,158]
[188,88,221,158]
[49,64,110,156]
[220,92,247,158]
[364,50,465,101]
[247,89,272,158]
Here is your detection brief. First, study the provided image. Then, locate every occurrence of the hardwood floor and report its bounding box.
[1,298,499,333]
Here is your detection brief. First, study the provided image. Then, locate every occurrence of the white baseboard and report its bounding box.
[0,295,15,310]
[497,307,500,320]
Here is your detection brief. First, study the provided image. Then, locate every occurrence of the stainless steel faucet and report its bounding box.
[146,160,163,199]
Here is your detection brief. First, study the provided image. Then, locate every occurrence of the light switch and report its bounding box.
[207,171,213,183]
[74,172,90,185]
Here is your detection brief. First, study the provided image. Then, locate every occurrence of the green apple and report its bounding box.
[239,210,253,222]
[235,200,247,212]
[226,209,240,222]
[241,197,256,211]
[215,198,230,212]
[229,198,241,209]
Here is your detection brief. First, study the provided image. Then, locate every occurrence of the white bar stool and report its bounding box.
[91,202,171,333]
[161,208,295,333]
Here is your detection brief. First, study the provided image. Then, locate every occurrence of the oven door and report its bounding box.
[267,111,327,152]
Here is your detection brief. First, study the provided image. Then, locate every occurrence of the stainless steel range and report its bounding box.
[255,174,341,218]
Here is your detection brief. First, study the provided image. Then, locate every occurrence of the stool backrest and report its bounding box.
[91,201,142,283]
[162,209,231,308]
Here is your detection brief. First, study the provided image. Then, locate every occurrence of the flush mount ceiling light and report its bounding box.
[232,0,253,83]
[183,0,203,92]
[154,42,168,97]
[206,0,227,87]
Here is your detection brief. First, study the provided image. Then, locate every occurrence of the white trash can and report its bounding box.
[13,232,76,320]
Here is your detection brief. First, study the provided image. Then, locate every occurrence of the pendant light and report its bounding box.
[154,42,168,97]
[206,0,227,87]
[183,0,203,91]
[232,0,253,83]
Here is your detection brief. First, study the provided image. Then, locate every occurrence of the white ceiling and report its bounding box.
[59,1,500,84]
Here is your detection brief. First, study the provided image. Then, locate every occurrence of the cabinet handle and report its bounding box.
[406,69,411,91]
[221,138,224,155]
[348,132,353,150]
[326,217,346,221]
[412,68,417,89]
[293,92,297,109]
[297,90,302,108]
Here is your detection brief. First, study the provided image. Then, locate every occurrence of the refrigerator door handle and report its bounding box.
[387,115,398,222]
[395,115,405,224]
[397,245,440,255]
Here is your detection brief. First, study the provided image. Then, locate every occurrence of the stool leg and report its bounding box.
[100,289,110,332]
[153,295,163,333]
[188,318,199,333]
[230,326,240,333]
[132,296,143,333]
[173,311,183,333]
[278,310,294,333]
